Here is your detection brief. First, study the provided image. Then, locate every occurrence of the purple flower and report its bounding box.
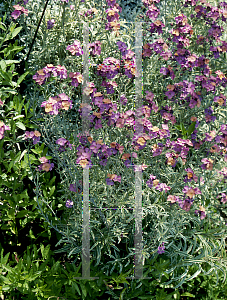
[66,199,73,208]
[160,67,168,75]
[24,130,41,145]
[66,40,83,56]
[88,41,101,56]
[47,19,55,29]
[155,183,171,193]
[56,138,72,152]
[37,157,54,172]
[157,242,165,254]
[116,41,128,56]
[90,141,102,153]
[120,94,128,105]
[106,178,114,185]
[106,0,116,7]
[11,10,22,20]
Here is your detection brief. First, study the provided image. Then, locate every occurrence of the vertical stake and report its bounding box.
[74,21,98,280]
[134,22,143,279]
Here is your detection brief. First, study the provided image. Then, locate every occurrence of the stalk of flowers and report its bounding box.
[96,57,120,80]
[0,121,10,140]
[66,179,83,208]
[116,41,138,79]
[24,130,41,144]
[40,93,72,115]
[11,4,28,20]
[105,0,122,36]
[33,64,83,88]
[66,40,83,56]
[27,0,227,284]
[157,242,165,254]
[75,136,126,169]
[37,157,54,172]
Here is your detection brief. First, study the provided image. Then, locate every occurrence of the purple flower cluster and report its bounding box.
[116,41,138,79]
[101,80,118,94]
[69,72,83,87]
[33,64,83,87]
[84,7,98,18]
[88,41,102,56]
[195,206,206,220]
[96,57,120,80]
[37,157,54,172]
[24,130,41,144]
[66,40,83,56]
[146,174,171,192]
[218,192,227,204]
[41,93,72,115]
[104,0,122,35]
[56,138,73,152]
[11,4,28,20]
[106,173,121,185]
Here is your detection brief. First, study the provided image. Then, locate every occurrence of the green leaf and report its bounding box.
[16,210,29,218]
[40,244,50,259]
[49,186,55,197]
[1,249,10,265]
[181,292,195,297]
[0,60,6,71]
[29,228,36,239]
[16,71,29,88]
[16,121,26,130]
[13,115,24,120]
[4,60,20,65]
[11,27,22,39]
[80,282,87,298]
[180,122,186,135]
[187,121,196,135]
[72,282,81,295]
[0,69,11,81]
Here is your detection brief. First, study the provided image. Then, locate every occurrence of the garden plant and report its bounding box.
[1,0,227,299]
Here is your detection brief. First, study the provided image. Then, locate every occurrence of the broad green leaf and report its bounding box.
[187,121,196,135]
[11,27,22,39]
[49,186,55,197]
[181,292,195,297]
[16,210,29,218]
[0,60,6,71]
[13,115,24,120]
[5,60,20,65]
[16,121,26,130]
[16,71,29,88]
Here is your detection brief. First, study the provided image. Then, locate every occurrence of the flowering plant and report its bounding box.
[21,0,227,286]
